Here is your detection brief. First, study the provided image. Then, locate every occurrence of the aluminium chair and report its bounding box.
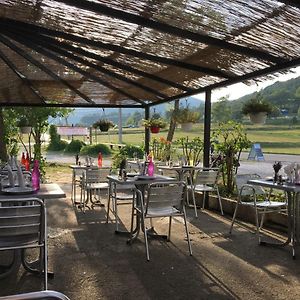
[80,167,111,212]
[188,168,223,216]
[0,290,70,300]
[130,181,192,261]
[229,174,287,244]
[0,198,48,289]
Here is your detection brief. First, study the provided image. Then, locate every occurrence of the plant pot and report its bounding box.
[249,112,267,125]
[19,126,31,134]
[181,122,193,132]
[150,126,160,133]
[99,124,110,132]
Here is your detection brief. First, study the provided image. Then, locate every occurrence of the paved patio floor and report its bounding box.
[1,179,300,299]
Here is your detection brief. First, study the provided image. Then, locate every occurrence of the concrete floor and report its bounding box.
[1,178,300,300]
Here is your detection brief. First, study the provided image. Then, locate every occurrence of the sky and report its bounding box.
[194,66,300,103]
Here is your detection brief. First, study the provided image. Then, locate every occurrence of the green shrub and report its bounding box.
[47,125,68,151]
[119,144,144,158]
[80,143,111,156]
[64,139,85,153]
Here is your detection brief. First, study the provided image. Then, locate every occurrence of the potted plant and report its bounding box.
[175,107,199,132]
[17,117,32,134]
[93,119,114,132]
[242,95,273,125]
[142,118,167,133]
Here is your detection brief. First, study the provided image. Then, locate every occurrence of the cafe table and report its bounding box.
[0,183,66,278]
[106,174,176,242]
[248,178,300,258]
[158,164,202,181]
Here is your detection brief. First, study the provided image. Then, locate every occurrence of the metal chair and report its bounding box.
[229,174,287,244]
[189,168,223,215]
[80,168,111,212]
[130,181,192,261]
[0,290,70,300]
[0,198,48,289]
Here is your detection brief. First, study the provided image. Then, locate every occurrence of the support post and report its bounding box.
[0,108,8,161]
[144,106,150,154]
[203,90,211,168]
[118,108,122,144]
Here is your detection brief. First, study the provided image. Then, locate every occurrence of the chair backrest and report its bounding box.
[0,198,45,248]
[195,168,219,185]
[85,168,111,184]
[235,174,265,196]
[145,181,186,214]
[0,290,70,300]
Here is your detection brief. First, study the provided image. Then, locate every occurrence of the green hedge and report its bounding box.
[80,143,111,156]
[64,140,85,153]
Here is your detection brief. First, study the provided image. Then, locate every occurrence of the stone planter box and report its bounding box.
[191,191,288,232]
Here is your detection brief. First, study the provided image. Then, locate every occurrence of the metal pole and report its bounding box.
[144,106,150,154]
[118,108,122,144]
[203,89,211,168]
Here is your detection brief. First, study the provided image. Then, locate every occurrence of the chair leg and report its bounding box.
[259,208,266,230]
[229,200,240,234]
[141,215,150,261]
[202,191,206,210]
[43,243,48,290]
[106,185,112,223]
[216,187,224,215]
[191,189,198,218]
[129,195,135,241]
[254,207,261,244]
[168,216,172,241]
[183,207,192,256]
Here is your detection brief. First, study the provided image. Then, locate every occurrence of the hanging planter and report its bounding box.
[181,122,193,132]
[242,94,273,125]
[17,117,32,134]
[142,117,166,134]
[93,119,114,132]
[249,112,267,125]
[150,126,160,134]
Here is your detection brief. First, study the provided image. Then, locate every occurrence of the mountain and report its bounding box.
[50,96,205,126]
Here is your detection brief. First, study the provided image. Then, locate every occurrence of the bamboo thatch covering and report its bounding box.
[0,0,299,107]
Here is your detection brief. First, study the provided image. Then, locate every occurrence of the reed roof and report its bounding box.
[0,0,300,108]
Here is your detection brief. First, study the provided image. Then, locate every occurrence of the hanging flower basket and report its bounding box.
[19,126,32,134]
[150,126,160,134]
[99,124,110,132]
[249,112,267,125]
[181,122,193,132]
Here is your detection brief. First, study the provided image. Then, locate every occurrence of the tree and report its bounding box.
[212,96,232,123]
[166,99,179,142]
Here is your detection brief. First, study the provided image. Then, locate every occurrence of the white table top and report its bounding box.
[69,164,99,170]
[0,183,66,200]
[159,165,201,171]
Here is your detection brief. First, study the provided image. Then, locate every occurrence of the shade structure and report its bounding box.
[0,0,300,108]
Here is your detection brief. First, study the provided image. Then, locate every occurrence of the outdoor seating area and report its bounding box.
[1,0,300,299]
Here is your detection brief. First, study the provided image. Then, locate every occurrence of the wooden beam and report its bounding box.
[0,18,233,79]
[0,35,95,104]
[54,0,286,64]
[1,32,146,106]
[7,26,192,93]
[11,30,167,99]
[0,102,143,108]
[148,56,300,107]
[0,48,46,104]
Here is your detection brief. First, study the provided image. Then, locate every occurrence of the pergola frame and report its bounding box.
[1,1,300,166]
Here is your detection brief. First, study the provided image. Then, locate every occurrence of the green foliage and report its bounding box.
[112,144,143,170]
[64,139,86,153]
[242,94,273,115]
[80,143,111,156]
[47,125,68,151]
[93,119,114,130]
[212,121,251,195]
[212,96,232,123]
[119,144,143,158]
[152,137,174,162]
[175,107,200,124]
[175,136,203,166]
[142,117,167,128]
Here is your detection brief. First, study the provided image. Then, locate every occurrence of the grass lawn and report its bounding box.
[79,124,300,155]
